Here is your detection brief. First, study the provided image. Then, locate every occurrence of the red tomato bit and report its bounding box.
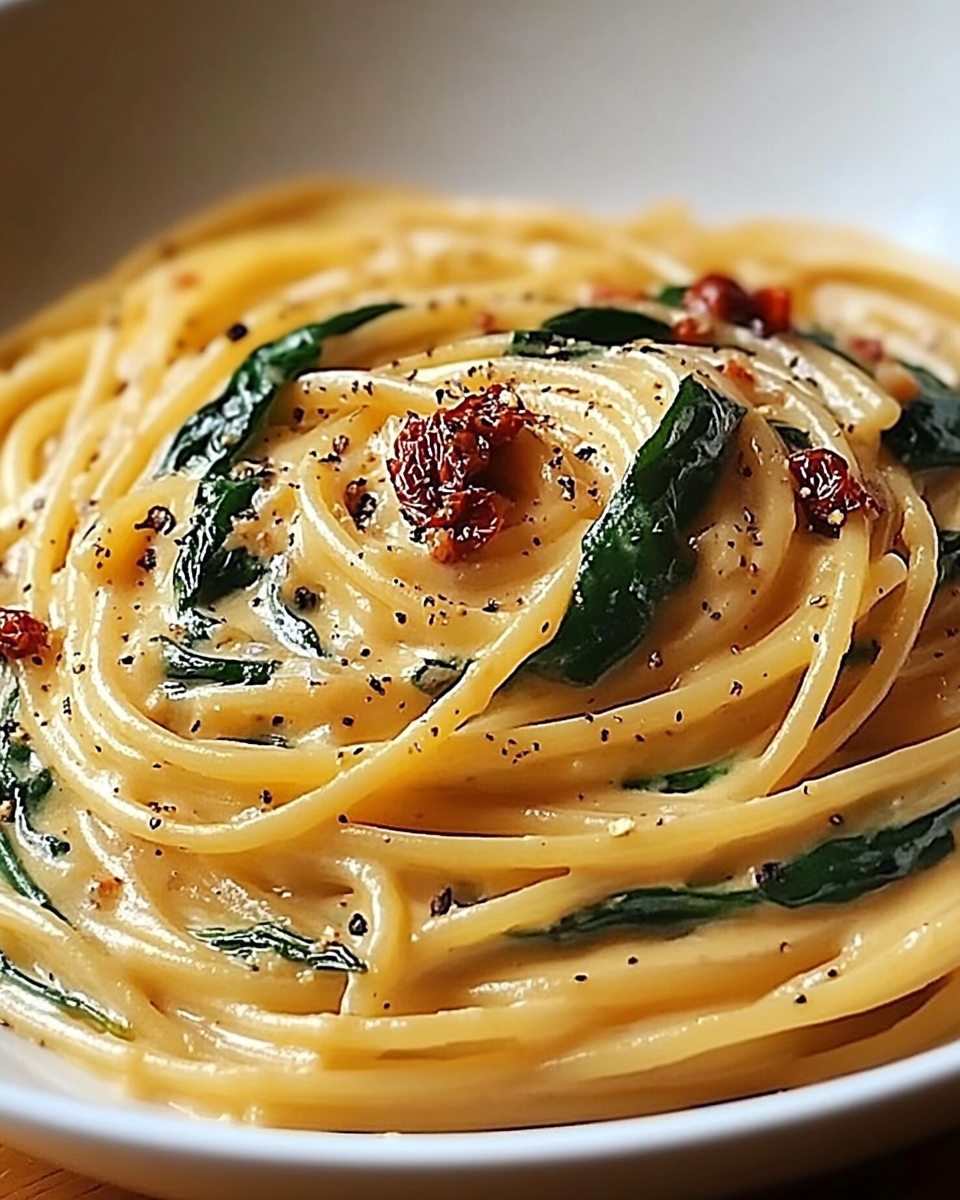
[0,608,50,660]
[388,384,537,563]
[680,273,793,337]
[787,448,880,538]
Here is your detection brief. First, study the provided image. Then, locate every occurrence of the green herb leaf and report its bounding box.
[192,921,366,973]
[938,528,960,589]
[0,949,131,1038]
[512,887,760,943]
[174,476,263,621]
[506,330,600,360]
[656,284,687,307]
[769,420,812,451]
[0,681,67,919]
[541,307,673,345]
[162,303,404,479]
[411,657,468,699]
[758,797,960,908]
[261,558,326,657]
[883,364,960,469]
[527,376,745,685]
[513,796,960,945]
[623,761,730,794]
[162,638,278,687]
[0,682,67,861]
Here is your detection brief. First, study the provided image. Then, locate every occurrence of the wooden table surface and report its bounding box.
[1,1129,956,1200]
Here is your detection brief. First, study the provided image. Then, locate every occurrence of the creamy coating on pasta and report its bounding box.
[0,180,960,1129]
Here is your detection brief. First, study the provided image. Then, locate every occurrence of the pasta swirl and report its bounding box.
[0,181,958,1130]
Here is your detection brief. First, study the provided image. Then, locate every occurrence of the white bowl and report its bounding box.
[2,1,960,1196]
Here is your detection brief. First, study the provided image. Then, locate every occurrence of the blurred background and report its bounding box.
[0,0,958,327]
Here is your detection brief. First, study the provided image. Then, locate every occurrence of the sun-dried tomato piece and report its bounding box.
[848,336,885,365]
[388,384,537,562]
[788,448,880,538]
[0,608,50,660]
[682,274,792,337]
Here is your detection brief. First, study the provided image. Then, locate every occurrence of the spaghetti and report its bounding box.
[0,180,959,1130]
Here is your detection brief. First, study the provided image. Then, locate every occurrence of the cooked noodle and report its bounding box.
[0,180,958,1129]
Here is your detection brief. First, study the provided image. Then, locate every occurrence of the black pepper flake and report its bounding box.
[430,886,454,917]
[482,600,499,613]
[342,716,355,727]
[794,994,807,1005]
[337,813,349,824]
[133,505,176,535]
[394,612,407,625]
[348,912,368,937]
[260,789,273,805]
[119,654,135,666]
[271,715,284,727]
[574,973,588,983]
[368,676,386,696]
[600,728,610,743]
[148,817,161,830]
[136,547,157,571]
[294,586,319,612]
[557,476,576,502]
[755,861,785,887]
[627,956,638,966]
[226,322,248,342]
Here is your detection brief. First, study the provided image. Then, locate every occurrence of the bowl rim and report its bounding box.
[1,1032,960,1168]
[2,0,959,1173]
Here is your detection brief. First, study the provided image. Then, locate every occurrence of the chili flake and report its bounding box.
[0,608,50,660]
[788,448,880,537]
[388,383,538,562]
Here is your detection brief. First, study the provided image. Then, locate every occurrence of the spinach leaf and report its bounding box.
[770,420,812,451]
[410,657,468,699]
[527,376,745,685]
[162,303,403,479]
[656,284,687,307]
[799,336,960,471]
[938,528,960,589]
[161,638,278,687]
[541,307,673,345]
[883,364,960,469]
[512,887,760,944]
[0,684,66,918]
[507,330,600,360]
[623,761,730,794]
[174,476,263,618]
[508,306,673,361]
[261,558,325,657]
[0,949,131,1038]
[513,796,960,945]
[192,921,366,973]
[0,682,67,860]
[758,797,960,907]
